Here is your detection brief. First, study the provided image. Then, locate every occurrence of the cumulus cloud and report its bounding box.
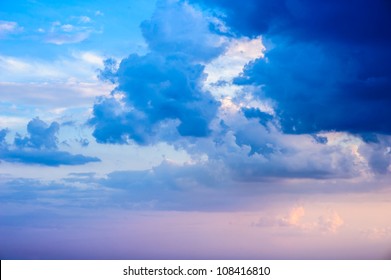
[88,0,388,181]
[0,118,100,166]
[90,0,224,145]
[182,110,361,180]
[14,118,60,150]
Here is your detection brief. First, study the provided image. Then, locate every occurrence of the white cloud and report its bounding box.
[203,36,265,99]
[77,16,91,23]
[0,52,105,82]
[201,36,275,135]
[44,19,95,45]
[205,37,265,81]
[61,24,75,32]
[0,81,113,107]
[0,20,22,36]
[0,55,30,73]
[0,116,30,129]
[76,51,104,67]
[46,31,91,45]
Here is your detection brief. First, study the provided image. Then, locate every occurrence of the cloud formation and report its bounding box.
[193,0,391,136]
[44,17,96,45]
[88,0,391,180]
[255,206,344,234]
[90,0,225,145]
[0,118,100,166]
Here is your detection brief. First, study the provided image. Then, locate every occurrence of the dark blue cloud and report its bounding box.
[0,149,100,166]
[191,0,391,43]
[0,118,100,166]
[236,41,391,135]
[14,118,59,149]
[193,0,391,136]
[90,0,223,145]
[242,107,273,127]
[190,0,288,37]
[311,134,328,145]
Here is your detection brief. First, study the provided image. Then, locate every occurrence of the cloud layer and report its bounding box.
[0,118,100,166]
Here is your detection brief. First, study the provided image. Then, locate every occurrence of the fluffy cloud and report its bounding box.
[89,0,390,180]
[0,118,100,166]
[90,0,224,145]
[14,118,59,150]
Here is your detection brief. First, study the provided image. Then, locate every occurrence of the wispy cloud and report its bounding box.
[0,20,23,37]
[44,17,96,45]
[0,52,105,82]
[254,206,345,234]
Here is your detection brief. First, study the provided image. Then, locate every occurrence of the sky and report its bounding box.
[0,0,391,259]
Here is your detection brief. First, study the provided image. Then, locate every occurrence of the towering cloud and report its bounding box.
[90,0,225,145]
